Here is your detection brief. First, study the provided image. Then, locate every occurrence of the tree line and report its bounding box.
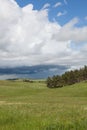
[47,66,87,88]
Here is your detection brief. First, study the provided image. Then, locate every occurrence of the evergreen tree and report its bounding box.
[47,77,53,88]
[46,66,87,88]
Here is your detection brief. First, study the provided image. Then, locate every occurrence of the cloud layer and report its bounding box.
[0,0,87,69]
[0,65,69,79]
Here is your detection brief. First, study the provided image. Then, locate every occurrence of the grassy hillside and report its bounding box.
[0,80,87,130]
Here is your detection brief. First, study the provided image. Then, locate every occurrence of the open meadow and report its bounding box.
[0,80,87,130]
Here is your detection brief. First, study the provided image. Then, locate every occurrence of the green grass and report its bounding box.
[0,80,87,130]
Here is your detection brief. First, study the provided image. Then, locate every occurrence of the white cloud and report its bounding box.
[42,3,50,9]
[53,18,87,42]
[57,11,67,17]
[53,2,62,8]
[0,0,87,69]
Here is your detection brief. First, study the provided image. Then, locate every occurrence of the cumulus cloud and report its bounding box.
[53,18,87,42]
[53,2,62,8]
[0,0,87,69]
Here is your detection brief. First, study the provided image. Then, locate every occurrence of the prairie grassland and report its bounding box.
[0,80,87,130]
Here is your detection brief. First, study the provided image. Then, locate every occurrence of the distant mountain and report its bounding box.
[0,65,69,79]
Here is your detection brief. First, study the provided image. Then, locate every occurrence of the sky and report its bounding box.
[0,0,87,79]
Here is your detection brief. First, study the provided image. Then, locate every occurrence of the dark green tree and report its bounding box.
[46,65,87,88]
[47,77,53,88]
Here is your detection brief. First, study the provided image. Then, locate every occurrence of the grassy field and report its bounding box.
[0,80,87,130]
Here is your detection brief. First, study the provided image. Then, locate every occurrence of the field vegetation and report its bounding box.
[0,80,87,130]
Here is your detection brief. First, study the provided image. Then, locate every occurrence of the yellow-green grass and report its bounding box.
[0,80,87,130]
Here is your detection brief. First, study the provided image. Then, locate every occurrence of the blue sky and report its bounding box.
[15,0,87,26]
[0,0,87,79]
